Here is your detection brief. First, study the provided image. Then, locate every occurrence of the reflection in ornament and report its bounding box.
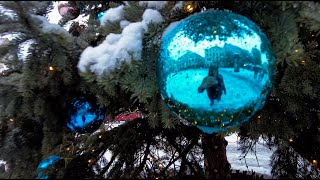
[58,1,80,20]
[67,97,105,133]
[157,10,275,134]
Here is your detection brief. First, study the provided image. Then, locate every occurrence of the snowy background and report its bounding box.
[0,1,275,178]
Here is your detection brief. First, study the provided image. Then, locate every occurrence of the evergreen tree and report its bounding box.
[0,1,320,179]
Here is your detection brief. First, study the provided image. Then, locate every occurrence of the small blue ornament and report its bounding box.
[67,96,105,133]
[37,156,61,179]
[157,10,275,134]
[97,11,106,23]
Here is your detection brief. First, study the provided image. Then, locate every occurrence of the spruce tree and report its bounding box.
[0,1,320,179]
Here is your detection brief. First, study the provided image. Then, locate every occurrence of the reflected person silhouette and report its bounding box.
[198,66,226,106]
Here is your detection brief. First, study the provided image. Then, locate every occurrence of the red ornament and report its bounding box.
[58,1,80,20]
[114,111,146,121]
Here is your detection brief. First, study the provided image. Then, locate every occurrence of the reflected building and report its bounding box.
[204,46,226,67]
[174,50,205,71]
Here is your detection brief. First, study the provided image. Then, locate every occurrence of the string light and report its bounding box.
[184,1,196,13]
[88,159,93,163]
[99,135,102,138]
[313,160,317,164]
[49,66,54,71]
[9,118,14,122]
[66,147,70,151]
[289,138,293,142]
[214,30,217,34]
[295,49,299,53]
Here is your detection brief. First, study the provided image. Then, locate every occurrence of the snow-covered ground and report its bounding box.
[166,67,268,112]
[100,121,274,177]
[225,134,273,178]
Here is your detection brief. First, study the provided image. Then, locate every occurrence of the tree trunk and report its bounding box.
[202,133,231,179]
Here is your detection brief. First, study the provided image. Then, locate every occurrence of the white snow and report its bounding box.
[78,9,163,75]
[0,5,16,19]
[120,20,131,29]
[139,1,168,10]
[17,40,35,62]
[0,63,9,73]
[173,1,183,10]
[30,14,72,38]
[142,9,164,25]
[100,5,125,26]
[226,133,274,177]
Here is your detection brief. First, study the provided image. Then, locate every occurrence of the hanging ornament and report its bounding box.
[97,11,106,23]
[37,156,62,179]
[157,10,275,134]
[114,110,146,121]
[67,96,106,134]
[58,1,80,20]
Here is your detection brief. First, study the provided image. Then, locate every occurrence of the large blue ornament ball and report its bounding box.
[157,10,275,134]
[67,96,105,133]
[37,156,61,179]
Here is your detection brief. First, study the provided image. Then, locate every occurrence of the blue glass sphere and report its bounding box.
[37,156,61,179]
[157,10,275,134]
[97,11,106,23]
[67,97,105,133]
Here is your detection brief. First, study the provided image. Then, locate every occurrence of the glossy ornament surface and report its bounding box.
[37,156,61,179]
[157,10,275,134]
[67,97,105,133]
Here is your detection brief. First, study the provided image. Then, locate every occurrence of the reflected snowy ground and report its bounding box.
[166,68,268,112]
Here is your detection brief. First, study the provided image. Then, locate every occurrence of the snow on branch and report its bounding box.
[138,1,168,10]
[100,5,125,26]
[30,14,72,38]
[78,9,163,75]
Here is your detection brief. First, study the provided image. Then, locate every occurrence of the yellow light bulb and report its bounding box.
[313,160,317,164]
[214,30,217,34]
[49,66,54,71]
[295,49,299,53]
[289,138,293,142]
[187,5,194,12]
